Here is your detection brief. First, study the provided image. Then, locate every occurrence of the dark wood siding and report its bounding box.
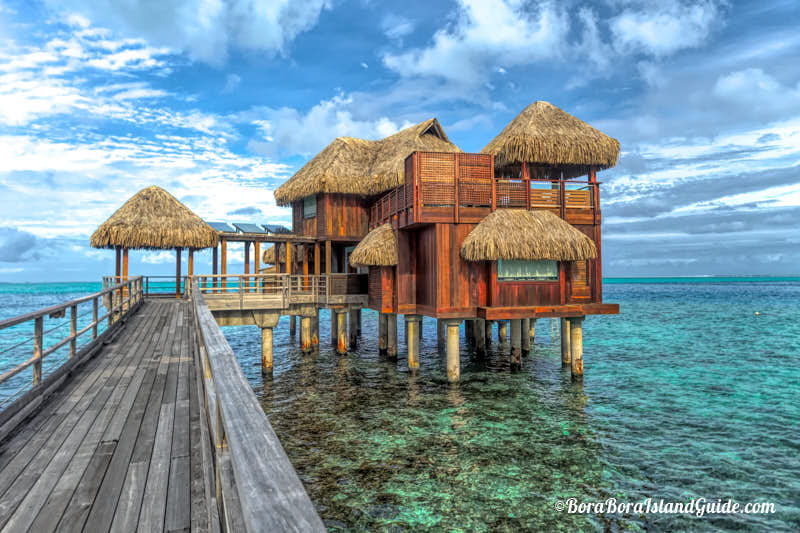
[318,194,369,240]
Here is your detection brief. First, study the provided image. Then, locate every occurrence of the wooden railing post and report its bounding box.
[92,297,98,339]
[33,316,42,386]
[69,304,77,359]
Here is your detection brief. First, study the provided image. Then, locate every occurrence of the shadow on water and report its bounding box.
[228,311,623,532]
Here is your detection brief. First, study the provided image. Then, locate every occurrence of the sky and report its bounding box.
[0,0,798,281]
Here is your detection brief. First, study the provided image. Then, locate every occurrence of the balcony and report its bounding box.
[368,152,599,229]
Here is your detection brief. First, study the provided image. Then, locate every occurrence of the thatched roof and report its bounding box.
[350,224,398,267]
[481,101,619,178]
[91,186,218,250]
[274,119,461,205]
[461,210,597,261]
[262,244,285,264]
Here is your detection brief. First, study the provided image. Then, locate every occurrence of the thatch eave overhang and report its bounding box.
[461,209,597,262]
[350,223,398,267]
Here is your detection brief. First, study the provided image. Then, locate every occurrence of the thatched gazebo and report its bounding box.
[461,210,596,262]
[350,224,398,267]
[91,186,219,296]
[274,118,461,206]
[481,101,620,179]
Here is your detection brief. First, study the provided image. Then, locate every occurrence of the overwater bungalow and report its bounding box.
[276,101,620,381]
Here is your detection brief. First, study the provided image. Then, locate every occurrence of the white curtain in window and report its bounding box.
[498,259,558,281]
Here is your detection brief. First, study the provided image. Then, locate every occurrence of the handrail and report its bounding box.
[191,279,325,532]
[0,276,143,431]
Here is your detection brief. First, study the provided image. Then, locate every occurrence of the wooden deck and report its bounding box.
[0,299,213,532]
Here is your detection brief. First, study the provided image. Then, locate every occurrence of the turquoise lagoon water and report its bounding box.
[2,278,799,531]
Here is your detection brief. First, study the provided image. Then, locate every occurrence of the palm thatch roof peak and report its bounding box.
[481,101,619,177]
[274,118,461,205]
[461,209,597,261]
[90,186,218,250]
[350,223,398,267]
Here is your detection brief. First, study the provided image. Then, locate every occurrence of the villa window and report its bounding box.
[303,195,316,219]
[497,259,558,281]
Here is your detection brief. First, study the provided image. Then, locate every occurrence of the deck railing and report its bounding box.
[0,277,143,434]
[369,151,596,228]
[191,278,325,531]
[104,275,191,297]
[194,273,367,307]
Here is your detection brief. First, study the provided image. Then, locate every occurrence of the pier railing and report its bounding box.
[104,275,191,297]
[0,276,143,436]
[193,273,368,309]
[191,278,325,532]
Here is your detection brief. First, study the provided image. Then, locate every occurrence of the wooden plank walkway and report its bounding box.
[0,300,213,533]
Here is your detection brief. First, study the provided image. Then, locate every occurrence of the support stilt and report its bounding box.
[387,314,398,360]
[498,320,508,343]
[311,312,319,347]
[485,320,493,345]
[437,319,445,352]
[261,327,273,375]
[465,319,474,346]
[336,310,348,354]
[289,315,296,336]
[446,320,460,383]
[330,310,337,345]
[510,319,522,368]
[300,317,312,353]
[379,313,388,355]
[356,309,362,335]
[569,316,584,380]
[474,318,486,356]
[521,318,530,355]
[529,318,536,341]
[560,317,571,366]
[405,314,421,371]
[349,308,359,349]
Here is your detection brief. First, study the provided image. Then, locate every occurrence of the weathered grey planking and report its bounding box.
[193,283,326,532]
[0,300,215,532]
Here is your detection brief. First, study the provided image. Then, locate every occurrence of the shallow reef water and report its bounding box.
[2,280,798,531]
[222,279,800,532]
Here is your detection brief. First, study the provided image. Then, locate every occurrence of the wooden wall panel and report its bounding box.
[320,194,369,240]
[497,282,560,307]
[396,229,416,311]
[415,226,437,309]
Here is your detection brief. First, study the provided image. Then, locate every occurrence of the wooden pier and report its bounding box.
[0,278,325,532]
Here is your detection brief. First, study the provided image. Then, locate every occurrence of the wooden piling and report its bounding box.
[560,317,571,366]
[378,313,388,355]
[387,314,398,360]
[311,311,319,347]
[485,320,493,345]
[301,317,312,353]
[521,318,530,354]
[289,315,296,336]
[437,319,445,352]
[510,319,522,368]
[474,318,486,356]
[446,320,460,383]
[569,316,584,380]
[465,319,474,346]
[261,327,273,375]
[405,315,421,371]
[356,309,362,335]
[498,320,508,343]
[336,310,348,354]
[529,318,536,340]
[349,308,359,349]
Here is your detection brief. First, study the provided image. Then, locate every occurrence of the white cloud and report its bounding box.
[610,1,722,57]
[243,94,407,157]
[381,14,415,42]
[713,68,800,111]
[382,0,569,85]
[222,73,241,93]
[48,0,331,65]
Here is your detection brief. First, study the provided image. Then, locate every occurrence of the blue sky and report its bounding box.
[0,0,798,281]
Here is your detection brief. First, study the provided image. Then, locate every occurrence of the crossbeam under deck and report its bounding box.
[0,300,215,533]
